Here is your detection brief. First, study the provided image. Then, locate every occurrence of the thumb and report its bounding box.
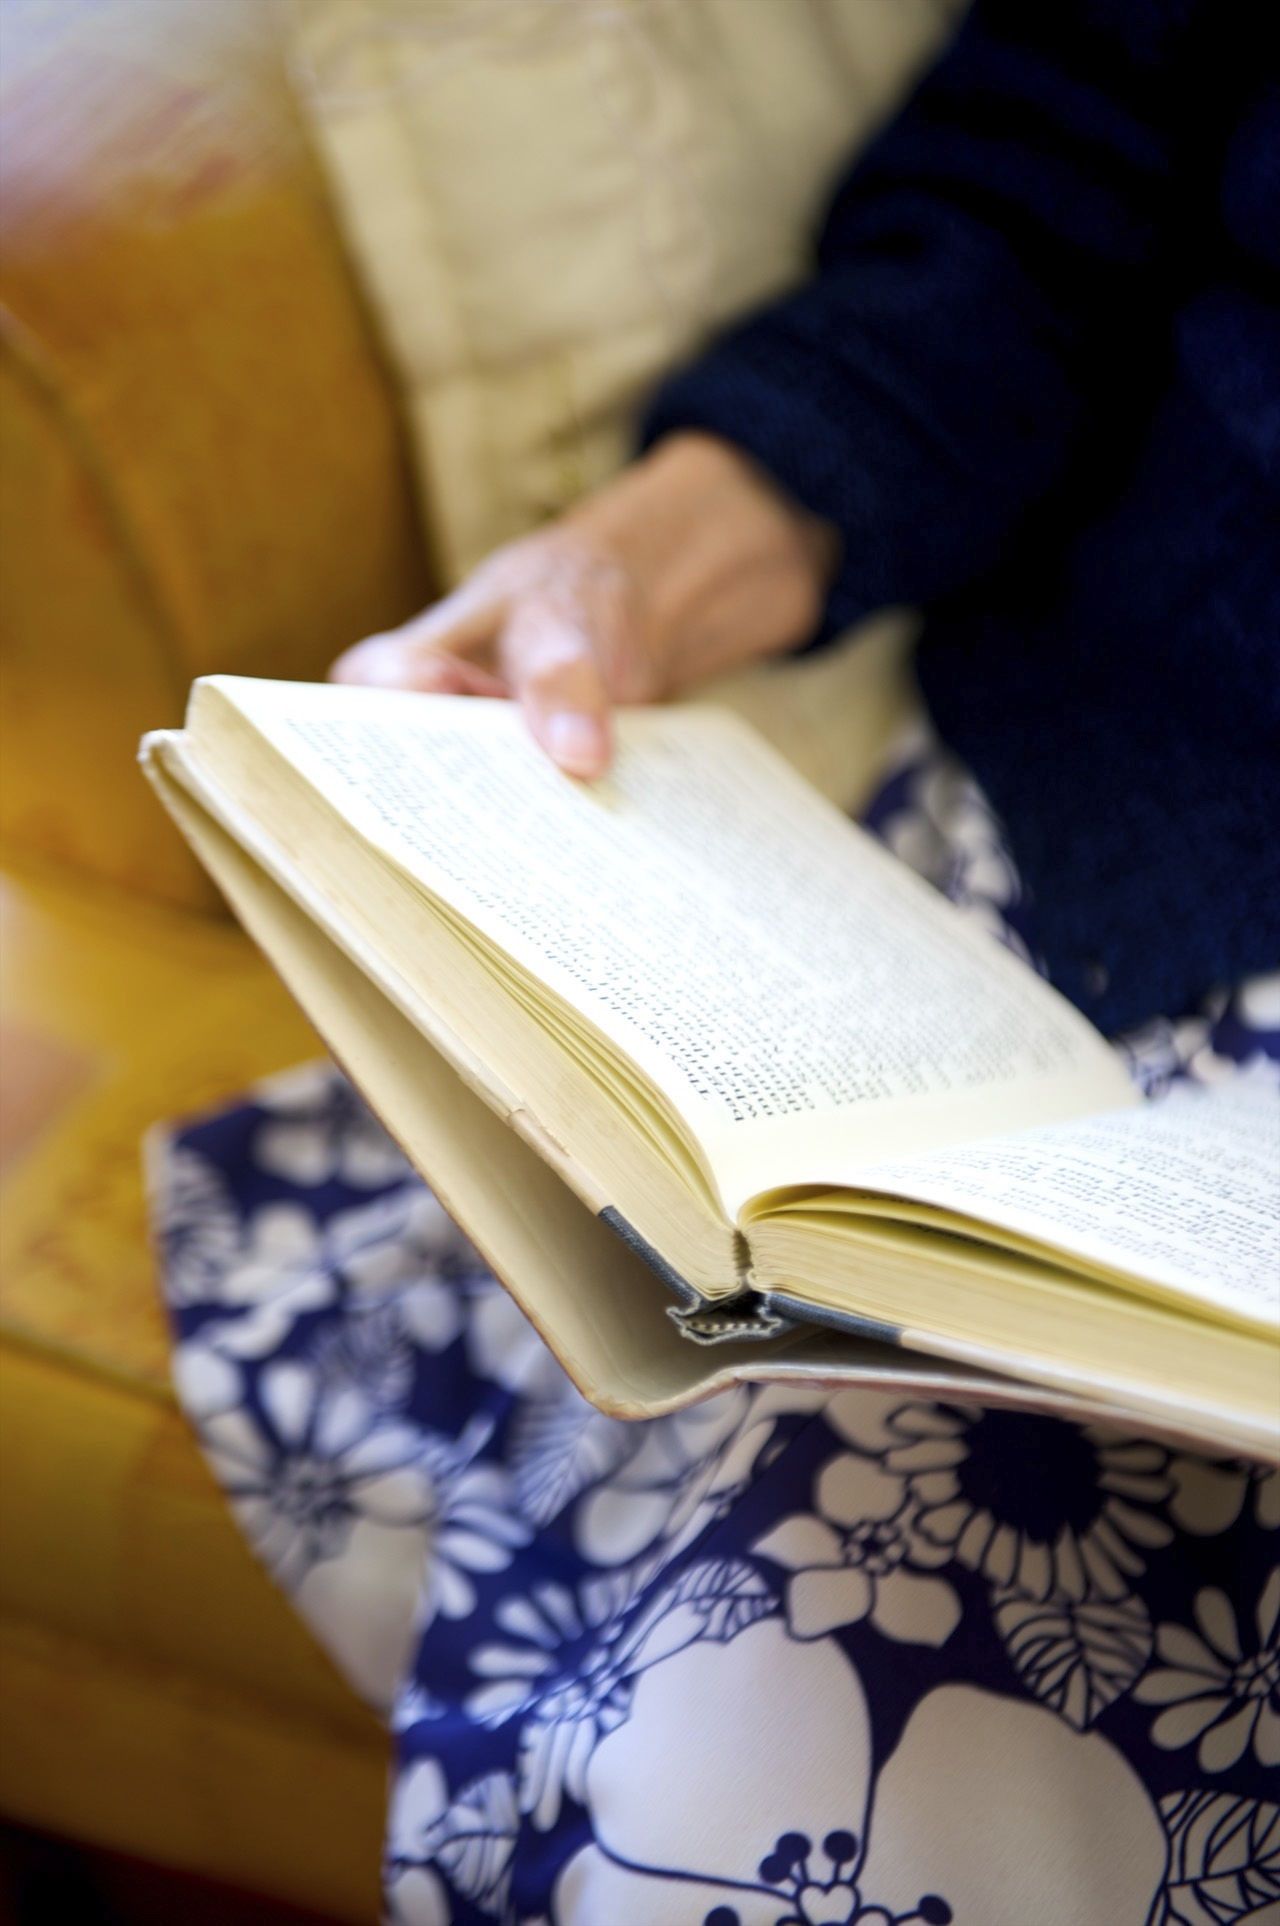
[330,576,506,691]
[500,599,613,779]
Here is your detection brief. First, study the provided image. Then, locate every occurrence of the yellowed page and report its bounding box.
[191,675,1131,1219]
[752,1204,1276,1457]
[680,610,918,813]
[798,1076,1280,1332]
[141,748,739,1409]
[146,726,742,1298]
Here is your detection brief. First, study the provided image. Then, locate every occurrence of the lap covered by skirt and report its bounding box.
[152,733,1280,1925]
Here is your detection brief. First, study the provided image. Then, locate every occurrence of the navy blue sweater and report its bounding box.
[644,0,1279,1034]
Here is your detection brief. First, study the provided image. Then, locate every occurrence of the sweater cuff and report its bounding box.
[640,344,905,646]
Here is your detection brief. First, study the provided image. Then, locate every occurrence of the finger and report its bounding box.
[499,600,613,779]
[330,578,504,689]
[376,651,510,699]
[330,631,510,696]
[432,657,510,698]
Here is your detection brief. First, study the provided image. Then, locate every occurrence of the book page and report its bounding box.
[840,1075,1280,1330]
[196,678,1130,1205]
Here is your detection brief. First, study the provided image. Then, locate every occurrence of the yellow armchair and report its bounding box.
[0,0,432,1913]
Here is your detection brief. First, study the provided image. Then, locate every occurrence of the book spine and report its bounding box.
[667,1296,795,1344]
[598,1208,796,1344]
[766,1290,903,1350]
[598,1207,703,1305]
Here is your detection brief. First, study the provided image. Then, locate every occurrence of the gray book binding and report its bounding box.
[599,1206,903,1349]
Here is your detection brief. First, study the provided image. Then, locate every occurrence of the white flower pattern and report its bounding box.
[554,1623,1169,1924]
[465,1558,774,1830]
[185,1347,527,1706]
[755,1452,960,1647]
[386,1758,519,1922]
[250,1061,412,1188]
[828,1397,1177,1602]
[1135,1572,1280,1772]
[154,1146,241,1304]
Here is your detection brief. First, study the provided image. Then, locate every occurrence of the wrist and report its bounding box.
[571,432,838,689]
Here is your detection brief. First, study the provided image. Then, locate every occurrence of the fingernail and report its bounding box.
[544,712,606,776]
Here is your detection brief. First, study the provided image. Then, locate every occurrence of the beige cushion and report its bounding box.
[289,0,962,583]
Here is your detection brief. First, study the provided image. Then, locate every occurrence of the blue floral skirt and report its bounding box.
[152,729,1280,1925]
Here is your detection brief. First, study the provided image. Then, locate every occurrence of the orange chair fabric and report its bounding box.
[0,0,430,906]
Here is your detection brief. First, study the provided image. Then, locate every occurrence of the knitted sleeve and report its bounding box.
[642,0,1192,633]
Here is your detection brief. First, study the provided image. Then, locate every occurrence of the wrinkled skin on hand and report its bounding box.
[332,432,837,778]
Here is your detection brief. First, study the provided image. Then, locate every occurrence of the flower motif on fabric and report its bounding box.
[154,1145,242,1304]
[200,1360,440,1588]
[868,744,1037,970]
[213,1198,342,1307]
[160,1189,335,1341]
[418,1438,532,1623]
[554,1623,1167,1923]
[308,1296,420,1409]
[993,1587,1152,1730]
[249,1061,411,1188]
[1250,1464,1280,1534]
[566,1385,812,1568]
[326,1183,490,1299]
[201,1188,450,1312]
[176,1185,476,1397]
[1168,1453,1280,1537]
[1157,1789,1280,1924]
[390,1681,448,1734]
[1135,1570,1280,1772]
[384,1758,452,1926]
[830,1399,1174,1601]
[302,1191,492,1401]
[466,1575,650,1829]
[1172,973,1280,1089]
[508,1392,635,1531]
[467,1558,776,1829]
[385,1757,518,1923]
[191,1355,526,1704]
[702,1828,954,1925]
[754,1453,959,1647]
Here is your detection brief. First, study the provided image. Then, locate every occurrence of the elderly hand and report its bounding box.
[330,432,836,779]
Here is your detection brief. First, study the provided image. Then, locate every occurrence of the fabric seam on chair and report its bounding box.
[0,305,197,713]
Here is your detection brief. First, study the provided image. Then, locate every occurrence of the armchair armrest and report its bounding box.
[0,0,430,905]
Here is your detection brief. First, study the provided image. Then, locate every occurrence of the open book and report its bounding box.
[142,677,1280,1459]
